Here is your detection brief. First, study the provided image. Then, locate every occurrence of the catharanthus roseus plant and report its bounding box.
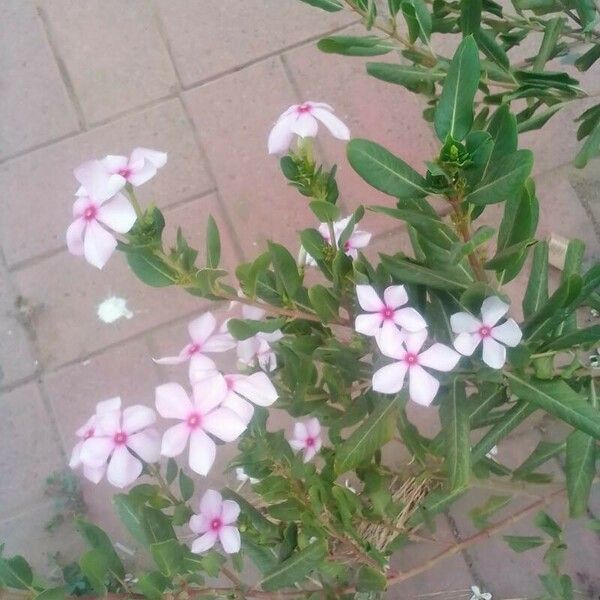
[2,2,600,600]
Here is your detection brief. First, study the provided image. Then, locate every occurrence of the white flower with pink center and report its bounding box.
[102,147,167,187]
[268,101,350,155]
[66,160,137,269]
[190,489,241,554]
[354,284,426,340]
[373,328,460,406]
[79,403,160,488]
[154,312,236,381]
[289,418,322,463]
[235,305,283,373]
[155,375,247,476]
[451,296,522,369]
[69,397,122,483]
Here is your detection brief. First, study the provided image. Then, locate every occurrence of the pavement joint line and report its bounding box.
[36,5,87,132]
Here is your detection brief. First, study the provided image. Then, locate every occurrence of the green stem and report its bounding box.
[125,185,143,219]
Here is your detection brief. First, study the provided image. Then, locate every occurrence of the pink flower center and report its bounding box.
[118,167,131,179]
[188,343,201,356]
[403,353,419,367]
[305,436,315,447]
[381,306,394,320]
[114,431,127,445]
[224,375,235,390]
[187,412,202,429]
[210,518,222,531]
[84,428,94,440]
[297,103,312,114]
[343,241,351,252]
[479,326,491,338]
[83,205,97,222]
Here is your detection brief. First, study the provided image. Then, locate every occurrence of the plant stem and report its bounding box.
[125,185,143,219]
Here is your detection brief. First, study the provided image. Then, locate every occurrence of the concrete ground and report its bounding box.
[1,1,599,598]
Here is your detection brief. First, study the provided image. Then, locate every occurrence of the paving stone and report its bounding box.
[0,382,65,520]
[38,0,177,125]
[13,248,210,370]
[0,0,79,160]
[0,99,213,267]
[183,58,315,258]
[0,260,38,388]
[568,159,600,244]
[156,0,355,88]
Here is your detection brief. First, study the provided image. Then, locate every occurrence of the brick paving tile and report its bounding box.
[0,382,65,520]
[38,0,177,125]
[0,0,79,160]
[156,0,355,88]
[0,99,213,268]
[568,160,600,244]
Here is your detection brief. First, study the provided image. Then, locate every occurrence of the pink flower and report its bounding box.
[221,372,279,423]
[190,489,240,554]
[102,148,167,187]
[154,312,236,381]
[67,160,137,269]
[235,305,283,372]
[451,296,522,369]
[268,102,350,155]
[318,217,371,260]
[155,376,247,476]
[289,418,322,463]
[373,328,460,406]
[69,397,122,483]
[79,403,160,488]
[354,284,426,339]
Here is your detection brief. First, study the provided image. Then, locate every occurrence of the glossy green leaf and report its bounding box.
[556,239,585,335]
[126,250,178,287]
[222,489,280,540]
[460,0,482,34]
[407,487,467,528]
[469,495,511,529]
[309,200,340,222]
[0,556,33,590]
[298,0,343,11]
[484,239,536,271]
[487,104,518,164]
[402,0,432,43]
[503,535,545,552]
[566,430,597,517]
[575,44,600,71]
[205,215,221,268]
[179,470,194,501]
[366,63,443,94]
[269,242,301,299]
[150,540,184,577]
[318,35,393,56]
[381,254,471,290]
[33,587,65,600]
[79,550,107,595]
[308,285,339,322]
[546,324,600,351]
[513,441,565,480]
[136,572,170,600]
[533,16,564,71]
[75,518,125,579]
[522,240,549,318]
[356,565,387,592]
[475,28,509,70]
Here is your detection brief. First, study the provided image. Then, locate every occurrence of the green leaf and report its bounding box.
[150,539,184,577]
[318,35,393,56]
[75,518,125,579]
[460,0,482,34]
[381,254,471,290]
[113,494,148,546]
[0,556,33,590]
[298,0,343,11]
[308,285,339,322]
[475,28,509,70]
[506,373,600,439]
[566,430,597,517]
[513,441,566,479]
[522,240,549,318]
[221,489,280,540]
[439,379,471,489]
[269,242,301,300]
[165,458,178,485]
[545,324,600,351]
[503,535,545,552]
[575,43,600,71]
[574,118,600,168]
[335,397,399,474]
[534,510,562,540]
[179,471,194,501]
[79,550,107,595]
[434,35,481,141]
[469,495,511,529]
[487,104,518,164]
[126,250,178,287]
[450,226,494,263]
[136,572,170,600]
[33,587,65,600]
[366,63,443,94]
[308,200,340,222]
[407,487,467,528]
[227,317,285,341]
[533,16,564,71]
[484,239,536,270]
[356,565,387,592]
[347,139,430,199]
[402,0,432,43]
[205,215,221,268]
[260,540,327,591]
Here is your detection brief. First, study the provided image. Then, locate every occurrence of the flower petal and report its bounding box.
[453,332,480,356]
[155,383,193,419]
[189,355,218,384]
[356,285,384,311]
[480,296,509,327]
[66,218,86,256]
[376,324,405,360]
[80,437,114,468]
[303,445,317,463]
[394,307,427,332]
[293,422,308,441]
[220,500,240,525]
[305,417,321,438]
[267,112,296,155]
[233,372,278,406]
[482,337,506,369]
[202,333,236,353]
[289,439,305,451]
[127,428,160,463]
[122,405,156,434]
[290,113,318,138]
[127,158,157,186]
[222,393,254,424]
[383,285,408,309]
[83,220,117,269]
[107,446,142,488]
[347,230,371,250]
[160,422,191,457]
[74,160,125,201]
[189,513,210,534]
[189,429,216,476]
[153,351,190,366]
[355,312,383,336]
[83,464,106,484]
[242,305,266,320]
[130,147,167,169]
[372,362,408,394]
[219,526,241,554]
[200,489,223,519]
[236,337,260,364]
[97,397,122,414]
[102,155,128,173]
[491,318,522,347]
[403,329,428,354]
[191,531,218,554]
[202,407,246,442]
[311,107,350,140]
[69,441,83,469]
[96,193,137,233]
[192,373,228,414]
[450,311,481,333]
[408,365,439,406]
[188,313,217,344]
[418,343,460,372]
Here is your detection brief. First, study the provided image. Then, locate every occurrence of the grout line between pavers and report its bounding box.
[36,5,86,132]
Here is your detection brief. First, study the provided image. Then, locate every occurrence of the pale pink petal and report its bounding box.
[376,324,406,360]
[356,285,384,312]
[202,407,246,442]
[222,393,254,424]
[453,332,480,356]
[291,113,319,138]
[153,349,190,366]
[160,422,191,457]
[372,362,408,394]
[191,530,218,554]
[200,489,223,518]
[314,437,322,453]
[289,439,305,451]
[345,247,359,260]
[83,464,106,484]
[318,222,331,242]
[418,343,460,372]
[192,373,228,414]
[69,441,84,469]
[94,410,121,436]
[383,285,408,309]
[491,319,522,347]
[189,429,216,476]
[242,304,266,320]
[219,526,241,554]
[127,159,157,186]
[237,337,260,364]
[347,231,371,250]
[355,312,383,336]
[233,372,278,406]
[107,445,142,488]
[127,428,160,463]
[311,107,350,140]
[189,355,218,384]
[480,296,509,327]
[130,147,167,169]
[305,418,321,438]
[97,397,122,414]
[74,160,125,201]
[189,513,210,534]
[122,405,156,434]
[482,337,506,369]
[202,333,237,353]
[293,422,308,441]
[188,313,217,344]
[403,329,428,354]
[83,220,117,269]
[102,155,128,173]
[409,366,440,406]
[96,193,137,233]
[394,307,427,332]
[220,500,240,525]
[75,415,96,439]
[303,446,317,463]
[309,101,334,111]
[268,113,296,155]
[155,383,194,419]
[257,346,277,372]
[66,218,86,256]
[72,195,91,217]
[450,312,482,333]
